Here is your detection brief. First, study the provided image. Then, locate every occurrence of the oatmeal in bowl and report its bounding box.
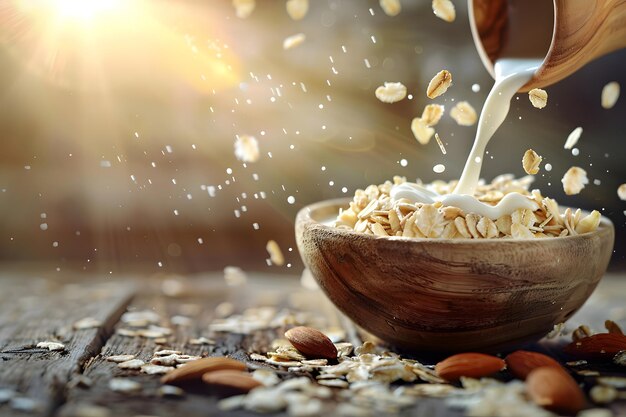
[333,174,601,240]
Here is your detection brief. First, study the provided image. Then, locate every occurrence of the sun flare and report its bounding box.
[15,0,124,22]
[1,0,240,91]
[45,0,122,20]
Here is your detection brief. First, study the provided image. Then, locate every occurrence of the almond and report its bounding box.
[605,319,623,335]
[505,350,562,380]
[201,370,262,395]
[563,333,626,360]
[284,326,338,360]
[435,353,505,381]
[160,357,246,384]
[526,367,586,414]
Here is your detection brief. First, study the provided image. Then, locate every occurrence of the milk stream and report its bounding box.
[390,58,542,219]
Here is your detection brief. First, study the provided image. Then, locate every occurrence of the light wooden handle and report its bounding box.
[470,0,626,91]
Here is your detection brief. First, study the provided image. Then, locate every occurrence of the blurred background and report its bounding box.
[0,0,624,275]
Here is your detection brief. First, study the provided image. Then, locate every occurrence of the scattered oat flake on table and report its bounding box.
[375,82,407,103]
[151,354,179,366]
[189,337,215,345]
[118,359,145,370]
[0,389,15,404]
[232,0,255,18]
[142,364,175,375]
[171,315,192,326]
[432,0,455,22]
[450,101,477,126]
[528,88,548,109]
[286,0,308,20]
[578,409,614,417]
[37,341,65,351]
[601,81,620,109]
[283,33,306,50]
[252,369,281,387]
[421,104,444,126]
[522,149,542,175]
[73,317,102,330]
[266,240,285,266]
[106,354,136,363]
[562,166,588,195]
[175,355,201,363]
[10,397,40,413]
[62,404,111,417]
[234,135,260,163]
[108,378,141,393]
[116,328,138,337]
[158,385,186,398]
[121,310,160,325]
[411,117,435,145]
[617,184,626,201]
[564,126,583,149]
[427,70,452,99]
[138,328,169,339]
[589,385,618,404]
[379,0,401,16]
[143,325,172,336]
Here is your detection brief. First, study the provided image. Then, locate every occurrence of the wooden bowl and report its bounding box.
[295,198,615,353]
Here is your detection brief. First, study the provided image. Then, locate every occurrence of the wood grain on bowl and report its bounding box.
[295,198,615,353]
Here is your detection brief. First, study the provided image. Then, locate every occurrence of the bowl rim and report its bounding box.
[296,197,615,244]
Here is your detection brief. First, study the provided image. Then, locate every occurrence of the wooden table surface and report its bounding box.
[0,269,625,417]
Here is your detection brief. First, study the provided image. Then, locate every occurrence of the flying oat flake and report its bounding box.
[564,127,582,150]
[283,33,306,50]
[450,101,477,126]
[375,82,407,103]
[266,240,285,266]
[234,135,260,163]
[432,0,455,22]
[601,81,620,109]
[286,0,309,20]
[411,118,435,145]
[379,0,401,16]
[562,166,588,195]
[233,0,255,18]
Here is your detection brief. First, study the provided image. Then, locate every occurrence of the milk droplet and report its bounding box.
[545,163,552,172]
[400,159,408,167]
[287,196,296,204]
[433,164,446,173]
[572,148,580,156]
[472,84,480,92]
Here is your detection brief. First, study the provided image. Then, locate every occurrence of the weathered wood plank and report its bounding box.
[61,277,288,417]
[59,276,468,417]
[0,279,135,416]
[4,272,625,417]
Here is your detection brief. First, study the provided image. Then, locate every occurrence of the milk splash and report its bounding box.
[390,58,543,219]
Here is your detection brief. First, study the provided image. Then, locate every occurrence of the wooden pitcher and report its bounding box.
[470,0,626,91]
